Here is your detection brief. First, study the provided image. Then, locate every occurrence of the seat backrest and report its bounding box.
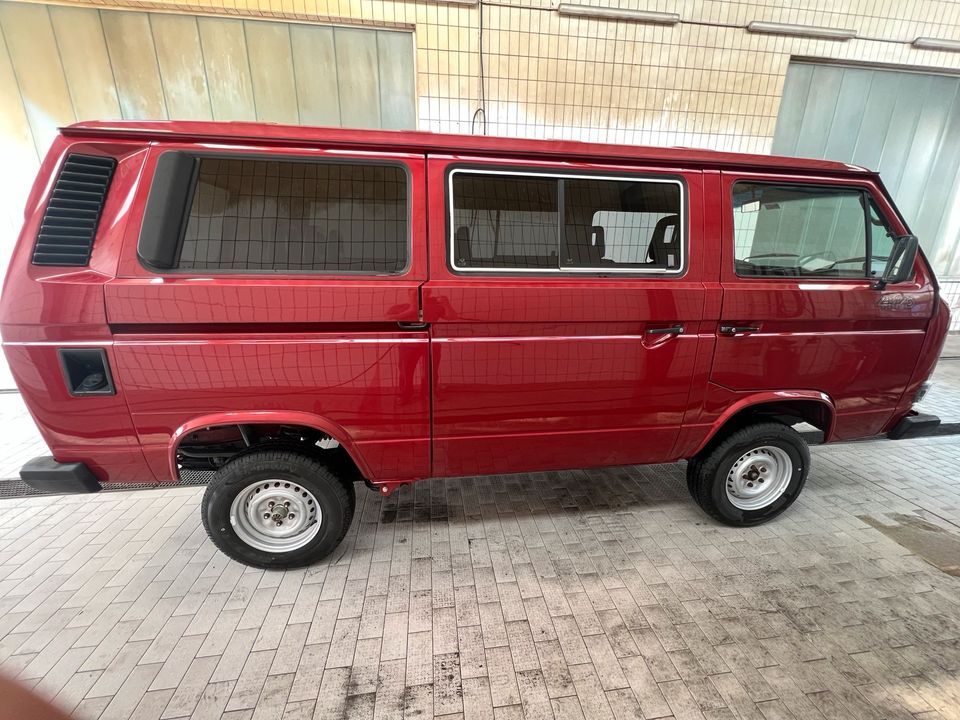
[454,226,472,266]
[591,225,605,260]
[647,214,680,268]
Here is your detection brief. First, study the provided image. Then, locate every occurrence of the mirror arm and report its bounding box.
[873,234,918,291]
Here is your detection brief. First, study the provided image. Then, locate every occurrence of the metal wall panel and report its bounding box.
[244,20,299,125]
[101,11,167,120]
[290,24,341,127]
[151,14,213,120]
[377,30,417,130]
[335,27,382,130]
[773,61,960,280]
[49,5,122,120]
[0,2,74,157]
[196,17,257,121]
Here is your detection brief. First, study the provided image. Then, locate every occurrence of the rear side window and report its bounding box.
[563,179,681,270]
[450,170,683,273]
[733,182,894,279]
[139,155,409,274]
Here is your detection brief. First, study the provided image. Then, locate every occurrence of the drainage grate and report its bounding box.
[0,479,43,499]
[0,469,214,500]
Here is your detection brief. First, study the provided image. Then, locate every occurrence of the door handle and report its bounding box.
[719,324,761,335]
[397,321,429,330]
[646,325,684,336]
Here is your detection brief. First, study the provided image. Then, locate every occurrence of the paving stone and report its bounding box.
[188,680,235,720]
[286,642,328,704]
[159,654,219,718]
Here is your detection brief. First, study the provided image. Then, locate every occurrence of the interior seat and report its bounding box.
[454,226,473,266]
[647,214,680,268]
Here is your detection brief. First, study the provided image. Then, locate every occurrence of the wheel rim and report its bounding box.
[230,480,322,553]
[725,445,793,511]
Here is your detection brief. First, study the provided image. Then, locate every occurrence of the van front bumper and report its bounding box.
[888,411,941,440]
[20,456,102,494]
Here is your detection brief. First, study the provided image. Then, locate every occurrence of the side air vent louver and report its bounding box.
[32,154,117,266]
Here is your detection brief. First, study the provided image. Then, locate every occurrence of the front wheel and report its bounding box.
[201,449,355,569]
[686,422,809,526]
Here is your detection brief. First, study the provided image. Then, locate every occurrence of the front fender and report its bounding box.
[680,388,837,458]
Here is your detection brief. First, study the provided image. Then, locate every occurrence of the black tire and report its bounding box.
[202,449,355,569]
[685,455,701,496]
[686,421,809,526]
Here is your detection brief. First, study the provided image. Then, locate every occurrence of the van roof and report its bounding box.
[63,120,870,175]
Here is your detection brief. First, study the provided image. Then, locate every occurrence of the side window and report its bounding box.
[141,155,409,274]
[733,182,888,279]
[563,179,681,270]
[450,170,684,272]
[451,173,558,269]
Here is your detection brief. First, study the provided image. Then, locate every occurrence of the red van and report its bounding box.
[1,121,948,568]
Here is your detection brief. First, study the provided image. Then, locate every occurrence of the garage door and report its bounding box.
[773,60,960,284]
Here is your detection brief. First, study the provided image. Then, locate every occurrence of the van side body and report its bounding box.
[1,121,947,564]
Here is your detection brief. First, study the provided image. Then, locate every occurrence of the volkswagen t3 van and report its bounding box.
[1,121,948,568]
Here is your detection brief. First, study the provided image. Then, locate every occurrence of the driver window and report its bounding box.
[733,182,879,279]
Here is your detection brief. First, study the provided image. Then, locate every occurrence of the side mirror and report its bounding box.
[874,234,918,290]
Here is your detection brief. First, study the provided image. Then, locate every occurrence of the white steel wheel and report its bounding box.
[687,421,809,527]
[724,445,792,511]
[229,479,322,553]
[203,449,355,569]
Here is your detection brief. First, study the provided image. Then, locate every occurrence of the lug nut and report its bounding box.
[268,501,274,508]
[263,513,270,519]
[276,521,282,527]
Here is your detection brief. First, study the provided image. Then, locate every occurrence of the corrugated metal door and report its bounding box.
[773,60,960,285]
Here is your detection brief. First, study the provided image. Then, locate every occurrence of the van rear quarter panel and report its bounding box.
[0,139,156,482]
[105,143,431,483]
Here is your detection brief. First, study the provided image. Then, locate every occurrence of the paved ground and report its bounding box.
[1,358,960,719]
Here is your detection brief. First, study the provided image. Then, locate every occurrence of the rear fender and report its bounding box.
[169,410,371,481]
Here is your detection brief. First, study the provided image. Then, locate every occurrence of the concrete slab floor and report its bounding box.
[0,363,959,719]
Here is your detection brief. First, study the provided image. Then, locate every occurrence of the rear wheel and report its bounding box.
[202,449,355,569]
[686,422,809,526]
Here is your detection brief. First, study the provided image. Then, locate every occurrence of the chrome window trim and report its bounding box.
[447,167,687,275]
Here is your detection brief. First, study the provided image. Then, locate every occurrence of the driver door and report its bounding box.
[711,171,935,440]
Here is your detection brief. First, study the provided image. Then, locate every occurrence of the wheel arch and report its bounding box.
[169,410,372,482]
[690,390,836,458]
